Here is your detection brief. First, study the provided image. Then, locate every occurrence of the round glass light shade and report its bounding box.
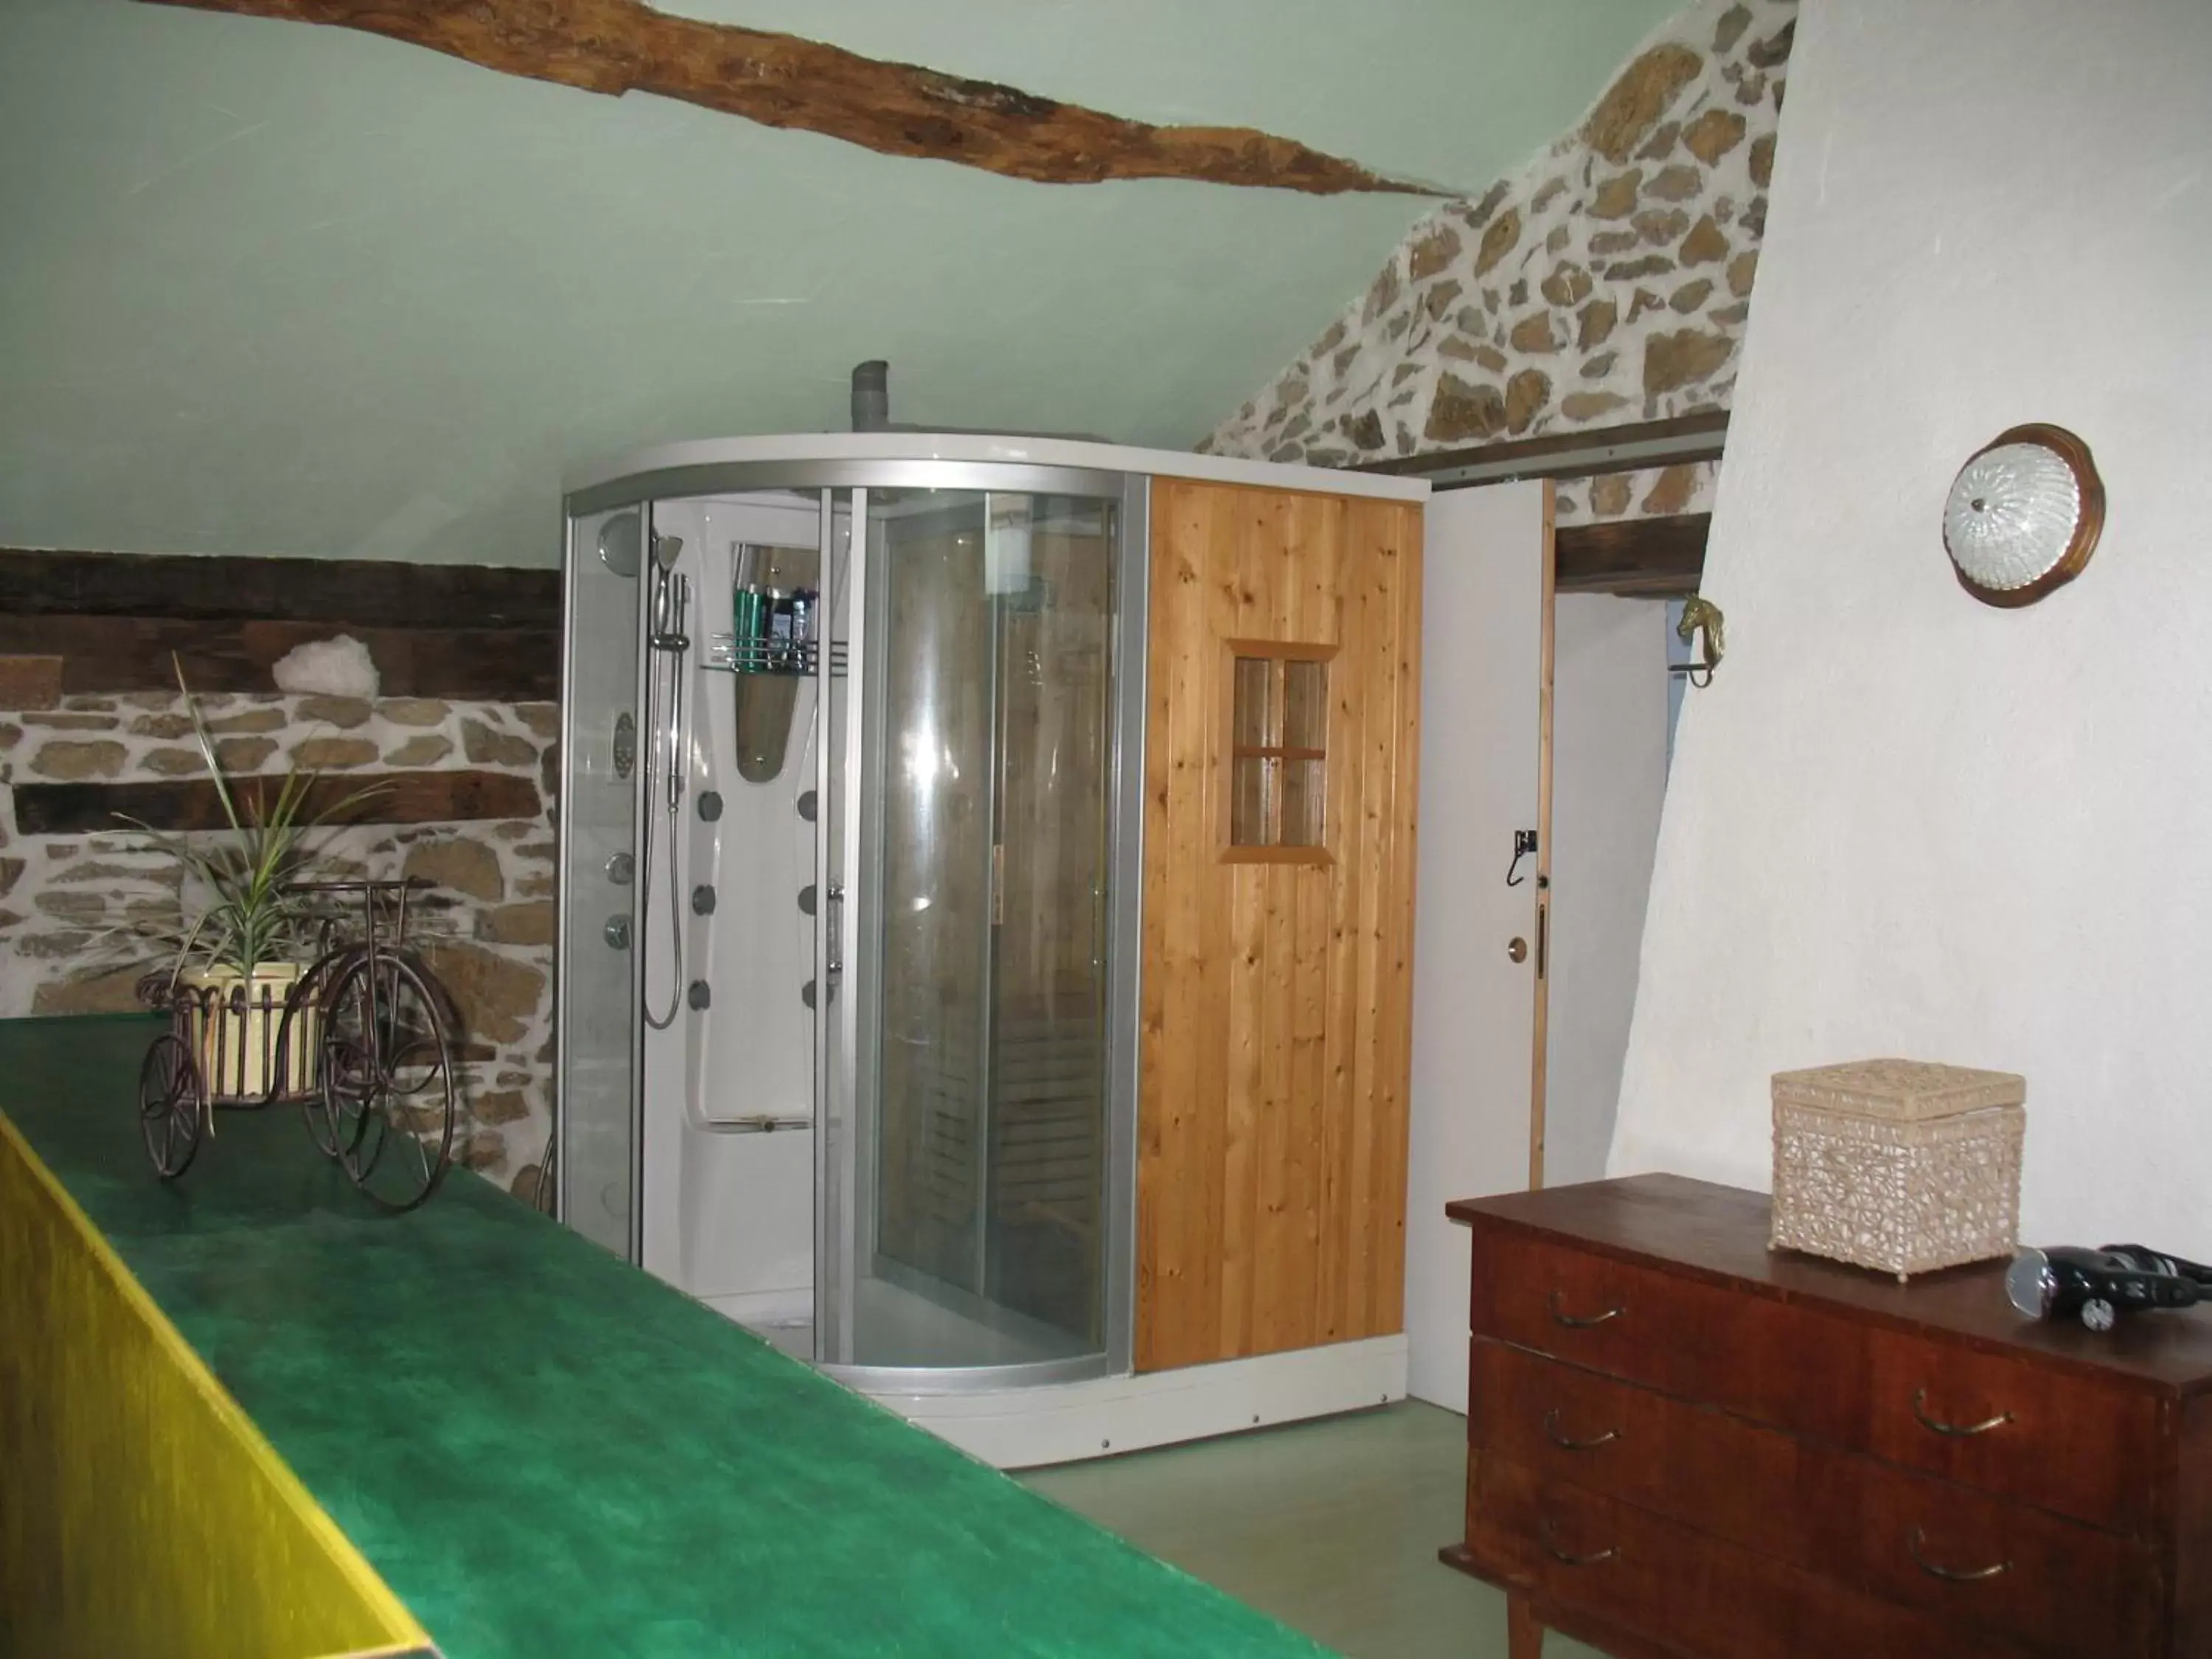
[1943,442,2081,595]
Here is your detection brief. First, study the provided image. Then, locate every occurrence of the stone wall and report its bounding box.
[0,690,556,1206]
[1200,0,1795,526]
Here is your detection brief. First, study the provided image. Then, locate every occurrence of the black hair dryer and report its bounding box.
[2007,1245,2212,1332]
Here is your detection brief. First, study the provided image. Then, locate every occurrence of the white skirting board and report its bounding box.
[855,1335,1408,1470]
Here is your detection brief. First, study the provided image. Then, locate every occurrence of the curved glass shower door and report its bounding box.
[821,484,1125,1378]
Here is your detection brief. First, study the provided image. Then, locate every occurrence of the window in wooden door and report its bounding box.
[1226,644,1332,859]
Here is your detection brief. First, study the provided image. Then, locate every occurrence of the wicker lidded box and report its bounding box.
[1770,1059,2025,1282]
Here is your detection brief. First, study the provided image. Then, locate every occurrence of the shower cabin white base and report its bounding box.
[686,1292,1408,1467]
[862,1335,1408,1470]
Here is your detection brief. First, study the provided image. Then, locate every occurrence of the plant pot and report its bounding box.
[182,963,319,1102]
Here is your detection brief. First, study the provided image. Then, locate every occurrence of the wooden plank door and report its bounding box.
[1403,480,1550,1408]
[1135,480,1422,1372]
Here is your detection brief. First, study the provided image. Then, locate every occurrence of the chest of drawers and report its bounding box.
[1444,1175,2212,1659]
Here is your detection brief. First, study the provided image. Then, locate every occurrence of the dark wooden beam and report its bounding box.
[1555,513,1708,598]
[137,0,1431,196]
[0,549,559,701]
[0,550,558,630]
[0,616,557,701]
[1360,411,1730,489]
[13,769,542,836]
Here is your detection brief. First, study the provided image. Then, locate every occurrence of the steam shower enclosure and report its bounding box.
[557,436,1426,1467]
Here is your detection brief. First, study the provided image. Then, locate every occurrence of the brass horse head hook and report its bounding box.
[1672,595,1725,688]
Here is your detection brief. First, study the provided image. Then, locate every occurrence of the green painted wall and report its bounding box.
[0,0,1678,566]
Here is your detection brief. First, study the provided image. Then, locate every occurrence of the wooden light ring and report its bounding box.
[1947,422,2105,608]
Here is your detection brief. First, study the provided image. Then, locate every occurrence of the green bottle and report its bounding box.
[732,583,768,673]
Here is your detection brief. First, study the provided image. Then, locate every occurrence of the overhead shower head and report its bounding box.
[597,511,643,578]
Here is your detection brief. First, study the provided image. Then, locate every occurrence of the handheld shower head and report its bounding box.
[648,539,691,653]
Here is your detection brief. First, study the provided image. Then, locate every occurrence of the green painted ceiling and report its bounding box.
[0,0,1680,566]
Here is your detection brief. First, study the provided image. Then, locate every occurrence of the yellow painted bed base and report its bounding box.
[0,1110,430,1659]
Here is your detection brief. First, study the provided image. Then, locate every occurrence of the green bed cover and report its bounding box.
[0,1015,1332,1658]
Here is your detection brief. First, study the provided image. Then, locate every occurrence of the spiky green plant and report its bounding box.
[122,658,383,983]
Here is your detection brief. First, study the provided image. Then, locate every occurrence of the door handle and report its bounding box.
[1910,1389,2012,1438]
[1538,1517,1618,1568]
[1905,1527,2011,1582]
[1541,1409,1621,1452]
[1548,1290,1625,1328]
[1507,937,1528,964]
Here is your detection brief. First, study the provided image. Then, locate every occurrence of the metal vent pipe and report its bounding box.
[850,361,889,433]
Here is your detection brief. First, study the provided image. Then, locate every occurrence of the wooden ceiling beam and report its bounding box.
[1360,411,1729,490]
[136,0,1433,195]
[0,549,557,630]
[1554,512,1708,598]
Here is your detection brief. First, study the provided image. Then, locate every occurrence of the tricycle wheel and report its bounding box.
[300,959,350,1159]
[139,1033,204,1180]
[320,953,456,1212]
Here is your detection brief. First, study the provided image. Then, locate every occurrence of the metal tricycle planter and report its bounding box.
[136,878,458,1212]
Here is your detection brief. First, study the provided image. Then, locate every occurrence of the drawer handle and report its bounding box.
[1906,1526,2013,1583]
[1539,1517,1619,1568]
[1542,1409,1621,1451]
[1547,1290,1625,1328]
[1910,1388,2014,1438]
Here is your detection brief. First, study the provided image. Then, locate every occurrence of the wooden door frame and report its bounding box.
[1528,481,1557,1191]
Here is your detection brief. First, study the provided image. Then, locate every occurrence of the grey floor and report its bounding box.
[1022,1402,1605,1659]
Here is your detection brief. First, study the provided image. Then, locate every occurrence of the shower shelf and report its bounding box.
[704,635,847,677]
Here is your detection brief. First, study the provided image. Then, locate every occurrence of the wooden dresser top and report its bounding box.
[1449,1174,2212,1395]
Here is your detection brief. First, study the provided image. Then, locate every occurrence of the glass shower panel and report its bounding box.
[984,497,1116,1350]
[868,495,994,1301]
[849,488,1117,1370]
[557,505,647,1260]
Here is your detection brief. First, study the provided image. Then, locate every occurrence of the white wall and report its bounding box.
[1611,1,2212,1253]
[1547,596,1669,1186]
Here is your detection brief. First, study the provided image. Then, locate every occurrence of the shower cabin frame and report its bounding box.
[560,448,1150,1397]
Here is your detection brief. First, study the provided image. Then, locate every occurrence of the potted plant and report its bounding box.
[125,662,380,1101]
